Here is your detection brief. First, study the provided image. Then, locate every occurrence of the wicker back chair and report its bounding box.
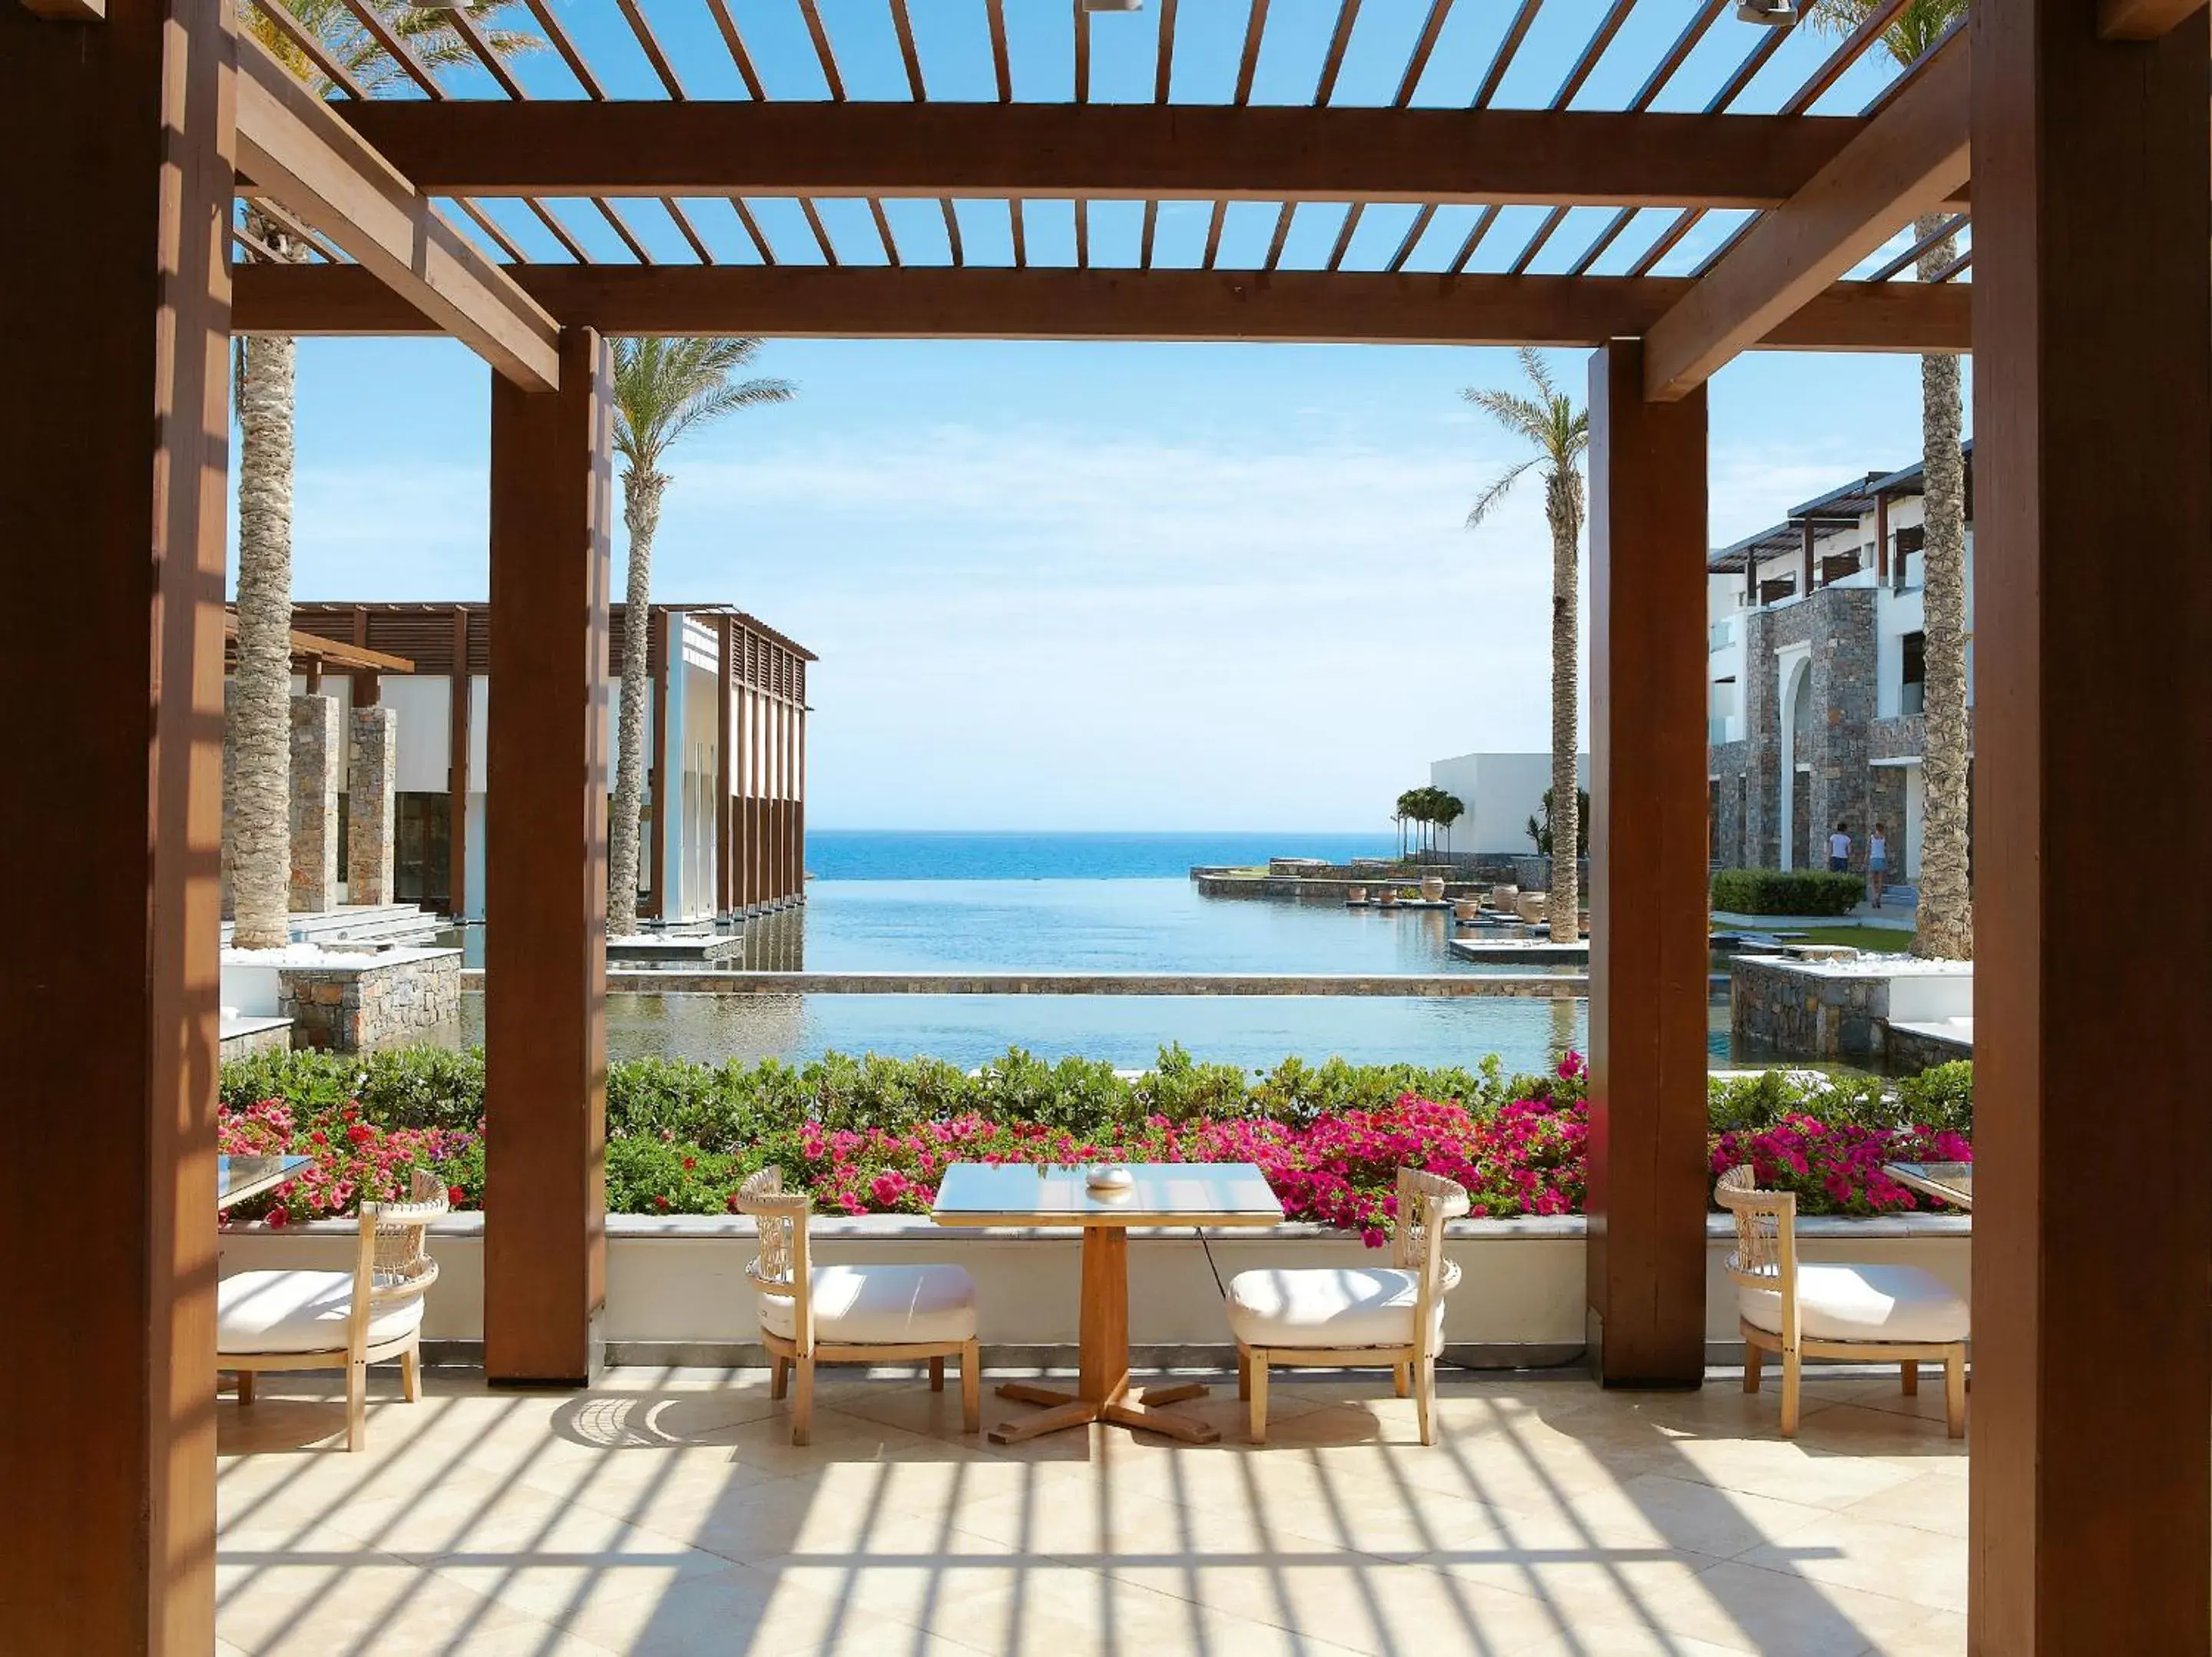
[1226,1167,1471,1445]
[735,1166,980,1446]
[1716,1165,1968,1437]
[219,1169,449,1451]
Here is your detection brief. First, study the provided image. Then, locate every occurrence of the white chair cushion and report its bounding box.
[1224,1265,1454,1351]
[1738,1262,1969,1346]
[217,1269,425,1356]
[759,1263,977,1347]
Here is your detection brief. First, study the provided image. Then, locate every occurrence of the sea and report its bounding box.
[571,829,1631,1074]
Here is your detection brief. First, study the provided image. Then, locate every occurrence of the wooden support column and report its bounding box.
[351,603,380,704]
[1873,491,1890,586]
[1585,339,1710,1389]
[485,329,613,1385]
[1798,521,1815,595]
[0,0,234,1647]
[794,693,807,901]
[1969,4,2211,1649]
[716,617,733,914]
[449,608,472,916]
[736,675,754,912]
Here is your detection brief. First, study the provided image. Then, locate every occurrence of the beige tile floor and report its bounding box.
[215,1364,1969,1656]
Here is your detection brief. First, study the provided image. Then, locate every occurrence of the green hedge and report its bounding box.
[222,1043,1972,1148]
[1710,868,1866,917]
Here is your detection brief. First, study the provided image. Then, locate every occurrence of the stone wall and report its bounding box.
[347,703,397,904]
[1886,1022,1973,1073]
[288,693,339,912]
[1716,587,1880,871]
[1731,953,1974,1066]
[276,948,462,1052]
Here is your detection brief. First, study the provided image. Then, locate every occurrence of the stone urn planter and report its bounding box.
[1377,888,1399,908]
[1452,898,1481,921]
[1491,884,1520,911]
[1346,885,1367,905]
[1420,876,1446,902]
[1515,893,1550,926]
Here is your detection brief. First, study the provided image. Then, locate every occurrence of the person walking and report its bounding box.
[1869,822,1889,909]
[1829,821,1853,875]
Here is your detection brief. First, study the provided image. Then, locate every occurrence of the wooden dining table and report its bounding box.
[1884,1160,1974,1210]
[931,1161,1285,1446]
[217,1153,312,1212]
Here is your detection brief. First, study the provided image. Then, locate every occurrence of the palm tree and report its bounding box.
[227,0,536,946]
[1812,0,1971,960]
[608,338,796,937]
[1465,348,1589,943]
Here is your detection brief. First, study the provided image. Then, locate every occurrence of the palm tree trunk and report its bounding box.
[608,468,667,938]
[1546,471,1584,942]
[1911,214,1973,960]
[230,305,297,950]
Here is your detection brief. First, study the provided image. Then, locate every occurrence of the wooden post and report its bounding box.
[1798,519,1815,594]
[716,616,733,914]
[0,0,234,1647]
[449,607,472,916]
[1584,339,1710,1388]
[352,603,381,705]
[1873,490,1891,587]
[736,676,753,912]
[485,329,613,1386]
[1969,4,2211,1649]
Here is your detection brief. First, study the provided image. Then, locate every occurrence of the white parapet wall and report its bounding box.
[218,1212,1969,1363]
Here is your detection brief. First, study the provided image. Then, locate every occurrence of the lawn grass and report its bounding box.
[1793,924,1916,954]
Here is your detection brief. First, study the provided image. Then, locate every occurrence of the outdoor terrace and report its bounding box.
[217,1364,1966,1657]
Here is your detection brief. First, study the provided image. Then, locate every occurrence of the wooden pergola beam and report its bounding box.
[233,35,560,391]
[2099,0,2207,36]
[233,263,1970,352]
[326,100,1969,211]
[18,0,106,19]
[1642,29,1972,402]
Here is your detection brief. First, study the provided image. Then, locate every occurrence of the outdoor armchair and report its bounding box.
[1715,1164,1968,1437]
[736,1166,981,1445]
[1224,1167,1469,1445]
[217,1169,446,1452]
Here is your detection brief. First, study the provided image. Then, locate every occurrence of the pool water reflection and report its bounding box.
[447,878,1743,1074]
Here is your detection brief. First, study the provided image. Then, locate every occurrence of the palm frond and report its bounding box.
[1462,386,1552,447]
[1515,346,1560,409]
[1803,0,1963,66]
[612,336,796,472]
[1466,456,1539,528]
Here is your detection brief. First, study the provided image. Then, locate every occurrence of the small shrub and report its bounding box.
[1710,868,1866,917]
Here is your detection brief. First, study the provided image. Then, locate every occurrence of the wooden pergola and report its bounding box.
[3,0,2205,1650]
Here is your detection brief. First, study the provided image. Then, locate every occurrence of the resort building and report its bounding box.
[1705,444,1975,878]
[1427,750,1591,855]
[237,601,814,922]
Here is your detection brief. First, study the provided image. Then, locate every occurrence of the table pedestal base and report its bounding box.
[984,1228,1220,1444]
[986,1380,1217,1445]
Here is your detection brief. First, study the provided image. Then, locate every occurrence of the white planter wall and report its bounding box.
[218,1214,1970,1358]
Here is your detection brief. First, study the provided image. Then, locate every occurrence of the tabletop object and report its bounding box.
[932,1161,1285,1444]
[217,1154,312,1212]
[1884,1161,1974,1211]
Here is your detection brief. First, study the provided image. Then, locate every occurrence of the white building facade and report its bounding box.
[273,602,813,922]
[1428,751,1591,857]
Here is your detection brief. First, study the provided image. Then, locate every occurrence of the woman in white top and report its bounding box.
[1828,822,1852,875]
[1868,822,1889,908]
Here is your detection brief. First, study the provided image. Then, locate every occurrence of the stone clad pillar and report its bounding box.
[289,693,340,911]
[347,704,398,904]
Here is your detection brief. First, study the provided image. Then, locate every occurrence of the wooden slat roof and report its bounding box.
[230,0,1972,316]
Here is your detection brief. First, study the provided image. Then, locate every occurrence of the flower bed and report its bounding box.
[218,1045,1973,1237]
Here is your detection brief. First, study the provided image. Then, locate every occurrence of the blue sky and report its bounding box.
[247,0,1972,832]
